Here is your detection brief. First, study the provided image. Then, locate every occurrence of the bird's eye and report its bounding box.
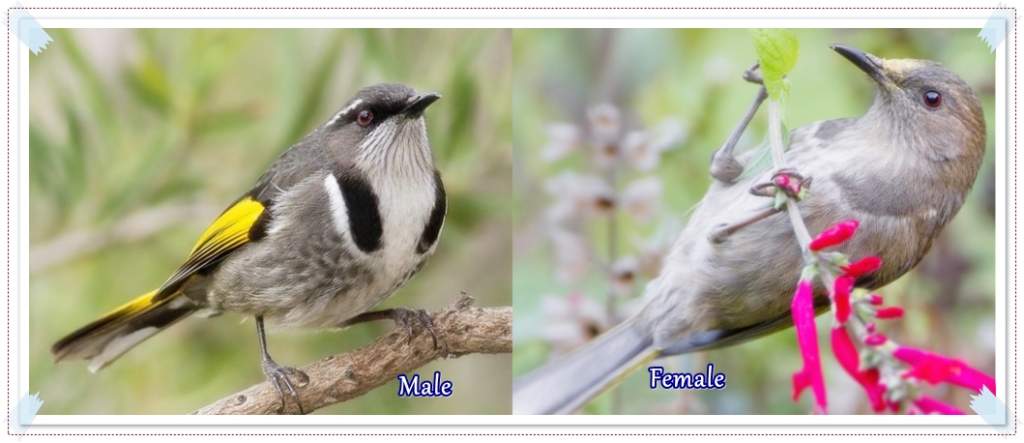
[923,90,942,108]
[356,110,374,127]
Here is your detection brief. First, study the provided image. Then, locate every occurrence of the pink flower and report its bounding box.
[773,174,802,196]
[809,220,860,251]
[831,326,886,412]
[894,346,996,394]
[864,333,888,346]
[843,256,882,278]
[912,396,964,415]
[875,306,905,319]
[832,275,854,324]
[790,279,827,412]
[868,294,884,305]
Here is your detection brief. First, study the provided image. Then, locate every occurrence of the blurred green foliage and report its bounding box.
[30,29,512,414]
[512,29,997,414]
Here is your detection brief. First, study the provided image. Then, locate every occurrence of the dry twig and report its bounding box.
[194,296,511,415]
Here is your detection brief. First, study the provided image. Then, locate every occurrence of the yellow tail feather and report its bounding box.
[51,289,194,371]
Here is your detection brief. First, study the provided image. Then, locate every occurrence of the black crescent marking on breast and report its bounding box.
[336,172,384,253]
[248,207,273,242]
[417,170,447,254]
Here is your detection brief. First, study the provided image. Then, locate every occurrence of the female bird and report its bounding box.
[514,45,986,414]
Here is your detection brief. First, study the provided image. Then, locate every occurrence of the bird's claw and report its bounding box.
[709,64,769,185]
[708,206,781,244]
[390,308,446,353]
[750,169,812,200]
[743,63,764,85]
[261,359,308,414]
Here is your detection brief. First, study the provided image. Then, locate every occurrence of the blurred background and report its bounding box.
[511,29,996,414]
[29,29,512,414]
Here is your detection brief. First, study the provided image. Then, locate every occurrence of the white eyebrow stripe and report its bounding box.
[328,98,363,125]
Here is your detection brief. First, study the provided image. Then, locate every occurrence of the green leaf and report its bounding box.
[123,56,172,115]
[51,30,118,137]
[751,29,799,100]
[440,57,477,162]
[28,126,57,191]
[59,99,87,196]
[194,104,260,136]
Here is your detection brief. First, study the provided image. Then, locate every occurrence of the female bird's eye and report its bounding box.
[923,90,942,108]
[356,110,374,127]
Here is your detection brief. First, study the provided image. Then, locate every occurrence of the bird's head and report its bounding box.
[321,83,441,174]
[833,44,985,167]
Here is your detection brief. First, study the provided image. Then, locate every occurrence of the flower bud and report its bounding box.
[864,333,888,346]
[875,306,904,319]
[842,256,882,278]
[833,275,855,324]
[809,220,860,251]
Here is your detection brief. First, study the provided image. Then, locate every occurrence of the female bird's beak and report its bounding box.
[403,92,442,118]
[832,44,890,86]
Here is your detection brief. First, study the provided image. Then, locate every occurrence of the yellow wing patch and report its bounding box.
[189,196,265,255]
[156,196,265,295]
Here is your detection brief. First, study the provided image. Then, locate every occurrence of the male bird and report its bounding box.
[52,83,447,413]
[514,45,986,414]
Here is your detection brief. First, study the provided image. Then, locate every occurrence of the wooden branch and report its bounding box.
[193,296,511,415]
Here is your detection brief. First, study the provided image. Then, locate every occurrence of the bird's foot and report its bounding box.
[340,308,446,353]
[750,168,812,201]
[390,308,445,352]
[261,358,309,414]
[743,63,763,85]
[710,150,745,184]
[708,206,781,244]
[709,65,768,185]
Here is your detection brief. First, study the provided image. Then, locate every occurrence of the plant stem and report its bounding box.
[605,164,620,321]
[765,100,837,303]
[605,153,622,413]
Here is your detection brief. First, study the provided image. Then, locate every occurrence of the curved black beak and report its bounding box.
[832,44,887,84]
[403,92,441,118]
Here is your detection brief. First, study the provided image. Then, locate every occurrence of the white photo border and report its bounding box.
[2,2,1016,436]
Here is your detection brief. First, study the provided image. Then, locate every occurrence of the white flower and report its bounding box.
[549,228,591,283]
[541,123,581,163]
[587,104,623,169]
[622,120,686,171]
[587,103,622,145]
[621,130,657,171]
[610,256,639,297]
[591,140,621,170]
[540,292,609,354]
[620,177,662,222]
[545,172,616,219]
[620,120,686,171]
